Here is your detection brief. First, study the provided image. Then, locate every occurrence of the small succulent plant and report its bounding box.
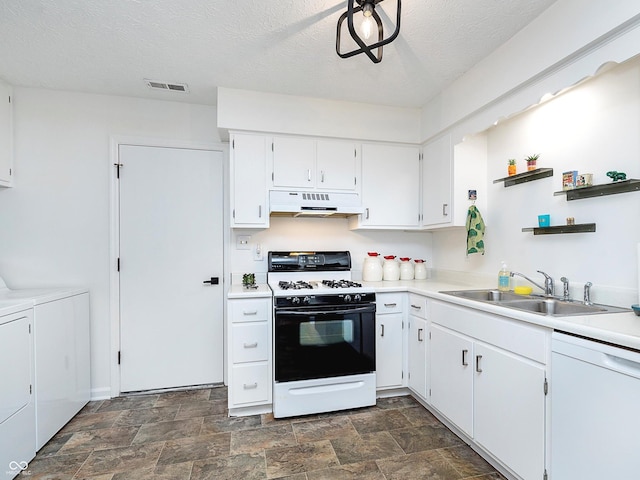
[508,159,516,166]
[525,154,540,163]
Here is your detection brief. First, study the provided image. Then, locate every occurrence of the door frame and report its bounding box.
[109,136,230,398]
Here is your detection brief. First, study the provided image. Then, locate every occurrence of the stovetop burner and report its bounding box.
[321,279,363,289]
[278,281,314,290]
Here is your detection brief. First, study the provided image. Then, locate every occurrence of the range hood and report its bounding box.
[269,191,363,217]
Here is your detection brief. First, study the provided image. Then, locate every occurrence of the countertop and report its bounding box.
[227,279,640,351]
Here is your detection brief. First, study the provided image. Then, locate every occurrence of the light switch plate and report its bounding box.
[236,235,251,250]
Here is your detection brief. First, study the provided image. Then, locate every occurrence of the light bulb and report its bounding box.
[361,2,375,40]
[361,16,374,40]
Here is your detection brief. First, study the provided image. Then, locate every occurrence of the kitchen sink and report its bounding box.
[440,289,629,316]
[442,289,523,302]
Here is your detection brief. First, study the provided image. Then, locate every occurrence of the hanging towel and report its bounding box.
[466,205,486,256]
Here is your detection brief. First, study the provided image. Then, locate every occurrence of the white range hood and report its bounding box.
[269,190,363,217]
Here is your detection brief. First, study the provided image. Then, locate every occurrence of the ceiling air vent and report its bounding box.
[144,79,189,93]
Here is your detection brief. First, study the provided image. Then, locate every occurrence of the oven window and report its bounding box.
[300,320,354,346]
[275,308,375,383]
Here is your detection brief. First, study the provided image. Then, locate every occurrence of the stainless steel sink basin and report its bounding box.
[440,289,629,316]
[442,289,523,302]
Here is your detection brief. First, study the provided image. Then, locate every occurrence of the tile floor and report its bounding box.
[26,386,507,479]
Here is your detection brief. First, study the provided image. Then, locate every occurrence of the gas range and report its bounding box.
[267,251,375,304]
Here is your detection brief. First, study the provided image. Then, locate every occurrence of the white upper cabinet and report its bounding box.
[271,136,358,191]
[352,143,420,229]
[316,139,358,191]
[421,134,452,226]
[421,133,487,229]
[231,132,269,228]
[0,80,13,187]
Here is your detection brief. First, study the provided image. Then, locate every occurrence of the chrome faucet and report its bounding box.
[584,282,593,305]
[510,270,554,296]
[560,277,570,301]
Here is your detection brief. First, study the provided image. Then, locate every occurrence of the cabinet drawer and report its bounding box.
[231,323,269,363]
[230,298,271,323]
[230,363,271,405]
[376,293,404,314]
[408,294,427,318]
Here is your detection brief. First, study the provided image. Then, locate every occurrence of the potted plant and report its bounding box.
[525,154,539,171]
[508,159,516,176]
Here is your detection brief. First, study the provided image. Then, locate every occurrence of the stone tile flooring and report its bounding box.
[26,387,507,479]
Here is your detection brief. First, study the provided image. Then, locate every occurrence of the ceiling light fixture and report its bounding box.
[336,0,401,64]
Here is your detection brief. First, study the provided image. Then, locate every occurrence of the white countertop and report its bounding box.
[227,278,640,350]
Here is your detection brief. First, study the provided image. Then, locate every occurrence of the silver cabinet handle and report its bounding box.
[243,342,258,348]
[418,328,424,342]
[243,383,258,390]
[380,324,385,337]
[462,349,469,366]
[476,355,483,373]
[442,203,449,216]
[308,169,312,182]
[365,208,370,220]
[258,205,262,218]
[411,304,421,310]
[321,170,325,183]
[243,310,258,316]
[384,303,397,308]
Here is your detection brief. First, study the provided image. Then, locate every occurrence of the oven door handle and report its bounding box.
[278,306,375,316]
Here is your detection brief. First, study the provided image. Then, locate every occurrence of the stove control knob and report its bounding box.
[302,296,311,305]
[354,294,362,302]
[344,294,352,303]
[291,297,301,305]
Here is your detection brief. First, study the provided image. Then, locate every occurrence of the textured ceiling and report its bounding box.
[0,0,557,108]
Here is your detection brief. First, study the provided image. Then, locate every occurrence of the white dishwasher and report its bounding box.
[551,331,640,479]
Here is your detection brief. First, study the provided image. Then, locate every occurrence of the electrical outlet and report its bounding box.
[236,235,251,250]
[254,244,263,261]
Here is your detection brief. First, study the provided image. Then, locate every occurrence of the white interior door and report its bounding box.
[119,145,224,392]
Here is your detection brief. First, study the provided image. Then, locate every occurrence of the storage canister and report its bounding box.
[414,259,427,280]
[399,257,414,280]
[382,256,400,281]
[362,252,383,282]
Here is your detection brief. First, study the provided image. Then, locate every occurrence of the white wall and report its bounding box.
[0,88,220,398]
[432,57,640,306]
[218,87,422,144]
[230,217,432,281]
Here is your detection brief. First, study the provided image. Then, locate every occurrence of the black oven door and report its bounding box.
[274,305,376,383]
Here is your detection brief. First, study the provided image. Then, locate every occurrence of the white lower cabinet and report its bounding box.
[375,293,405,389]
[227,297,272,414]
[407,294,428,400]
[430,300,548,480]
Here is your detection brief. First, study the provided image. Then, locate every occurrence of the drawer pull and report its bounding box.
[476,355,483,373]
[411,304,421,310]
[462,349,469,366]
[243,310,258,316]
[243,382,258,390]
[243,342,258,348]
[384,303,397,308]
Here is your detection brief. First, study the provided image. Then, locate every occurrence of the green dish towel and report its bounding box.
[466,205,486,255]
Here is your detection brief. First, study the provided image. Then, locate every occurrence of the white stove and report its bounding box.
[268,251,377,418]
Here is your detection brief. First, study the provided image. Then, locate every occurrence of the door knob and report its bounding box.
[203,277,219,285]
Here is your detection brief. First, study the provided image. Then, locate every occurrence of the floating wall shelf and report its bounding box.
[553,179,640,200]
[522,223,596,235]
[493,168,554,187]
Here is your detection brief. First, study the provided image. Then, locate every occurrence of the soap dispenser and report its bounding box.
[498,262,510,292]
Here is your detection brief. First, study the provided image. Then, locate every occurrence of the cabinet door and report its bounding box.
[407,315,427,399]
[272,136,316,188]
[422,135,452,226]
[316,139,358,191]
[474,342,546,480]
[231,133,269,227]
[376,312,404,389]
[360,144,420,228]
[430,324,473,436]
[0,80,13,187]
